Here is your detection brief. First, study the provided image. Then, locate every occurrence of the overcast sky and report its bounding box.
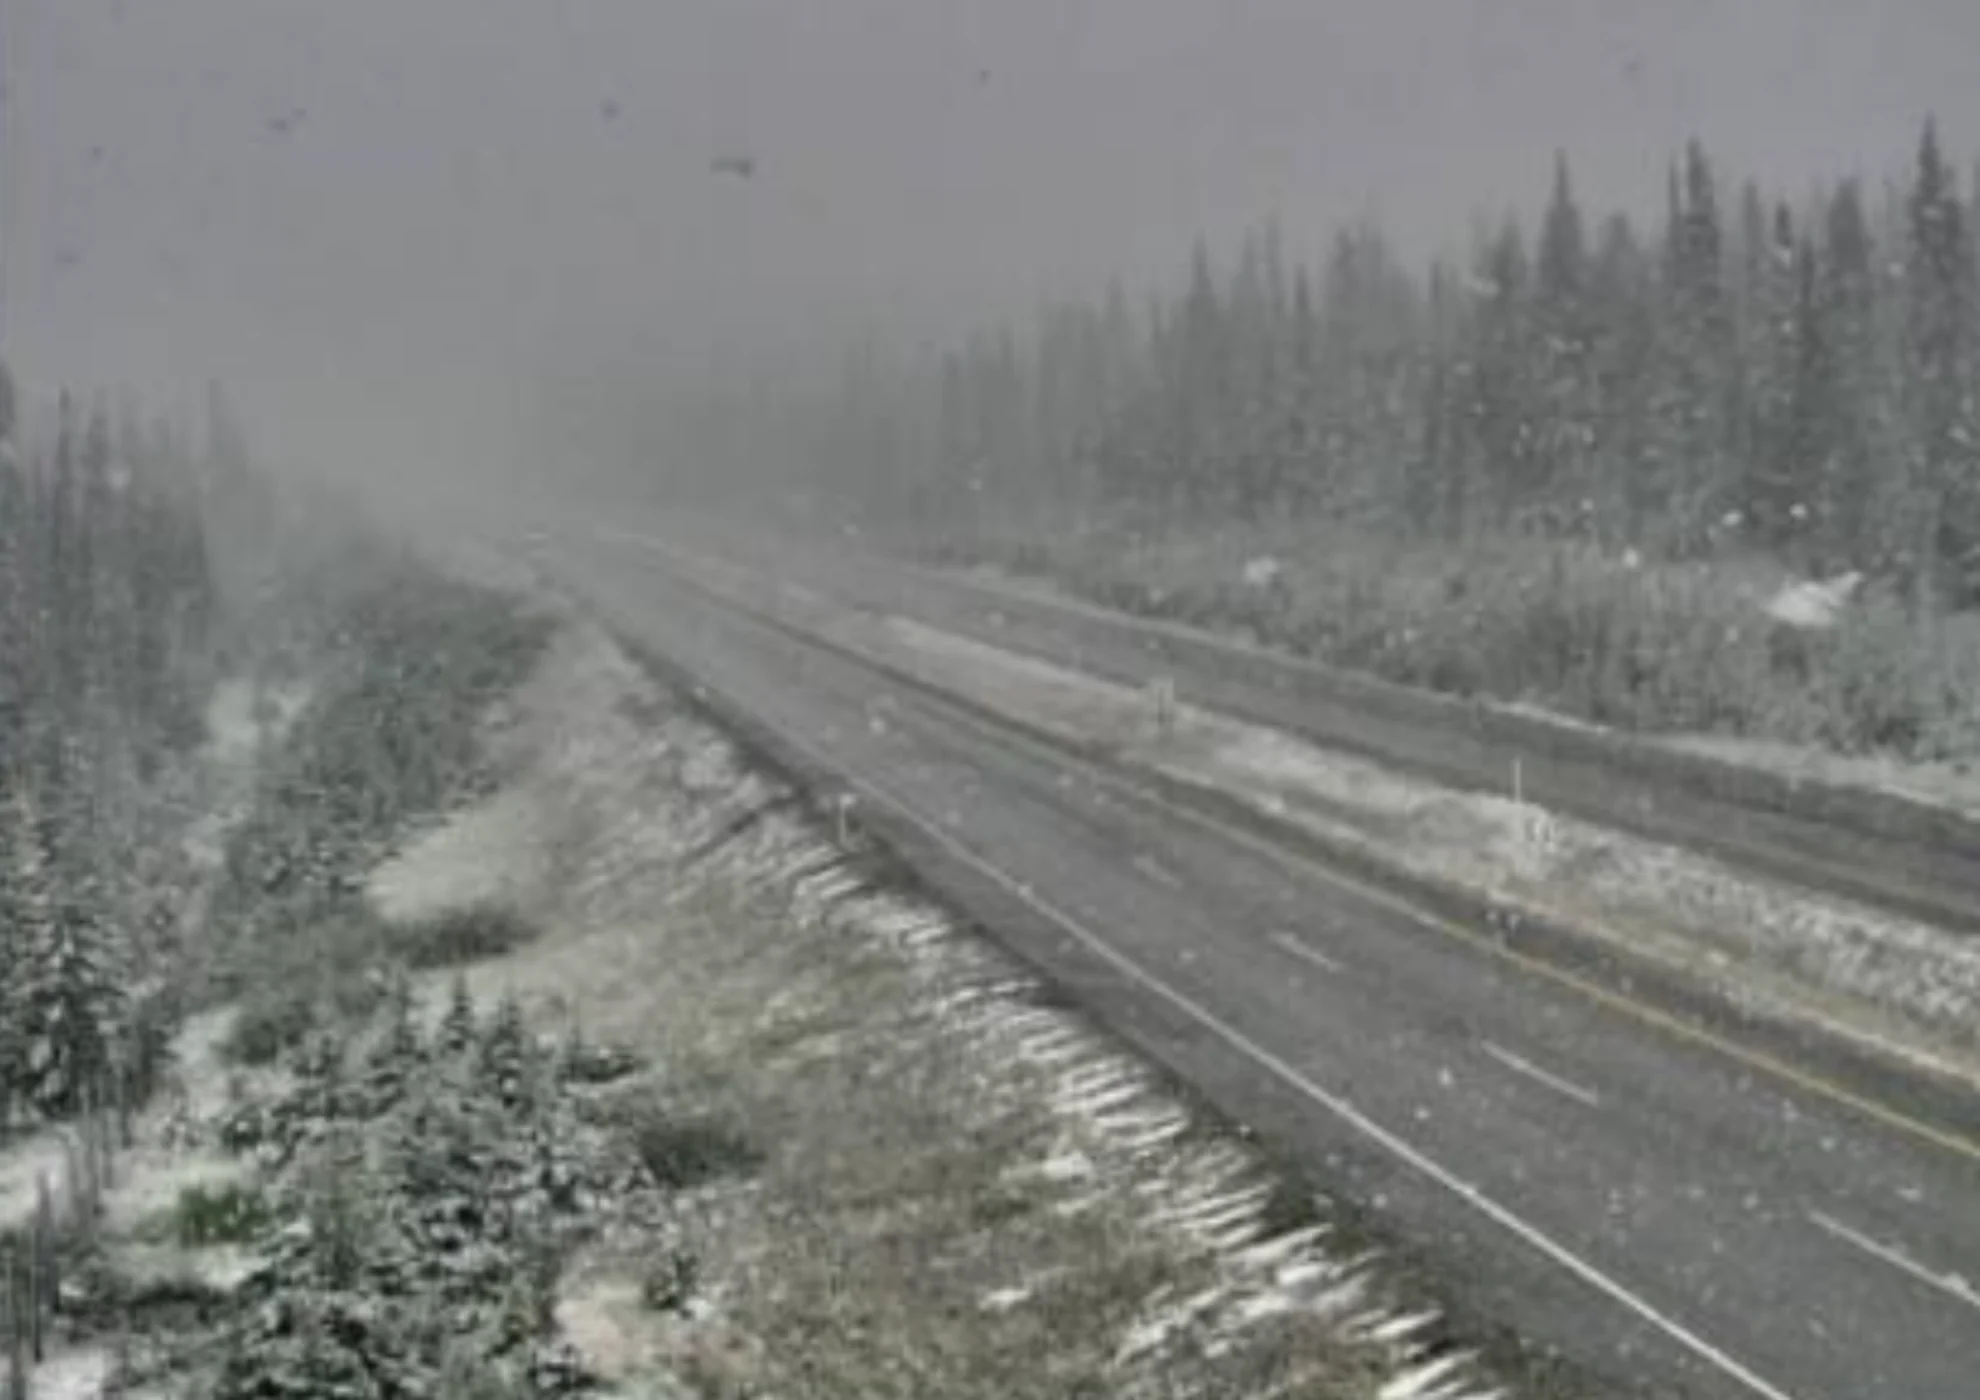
[6,0,1980,489]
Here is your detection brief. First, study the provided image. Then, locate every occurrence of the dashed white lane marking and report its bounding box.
[1808,1210,1980,1315]
[1481,1041,1602,1109]
[1271,930,1345,974]
[1133,852,1184,888]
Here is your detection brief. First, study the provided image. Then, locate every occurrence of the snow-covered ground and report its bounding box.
[363,614,1512,1400]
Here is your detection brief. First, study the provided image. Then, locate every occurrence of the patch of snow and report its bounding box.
[21,1347,113,1400]
[1762,571,1863,630]
[1240,555,1284,590]
[979,1284,1033,1312]
[368,787,550,924]
[1657,732,1980,821]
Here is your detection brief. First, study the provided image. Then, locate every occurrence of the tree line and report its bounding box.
[0,365,224,1129]
[704,120,1980,616]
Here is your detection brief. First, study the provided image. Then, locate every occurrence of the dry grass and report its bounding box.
[950,519,1980,762]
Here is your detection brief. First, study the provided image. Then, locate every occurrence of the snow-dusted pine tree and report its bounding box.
[438,972,477,1059]
[5,785,127,1120]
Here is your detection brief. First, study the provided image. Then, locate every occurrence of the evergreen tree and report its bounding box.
[1746,204,1805,549]
[0,409,26,773]
[1817,179,1891,568]
[439,973,478,1058]
[1665,138,1738,550]
[1534,154,1599,526]
[1462,220,1539,523]
[477,993,534,1113]
[1585,211,1657,543]
[1779,229,1841,567]
[6,786,125,1119]
[362,970,427,1117]
[1537,152,1588,309]
[1173,240,1227,502]
[1902,118,1980,609]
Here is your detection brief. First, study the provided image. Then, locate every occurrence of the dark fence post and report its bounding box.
[30,1171,59,1367]
[3,1240,28,1400]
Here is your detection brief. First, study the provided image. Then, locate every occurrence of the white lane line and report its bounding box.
[1271,930,1345,974]
[737,701,1803,1400]
[1481,1041,1602,1109]
[1808,1210,1980,1315]
[1133,853,1184,888]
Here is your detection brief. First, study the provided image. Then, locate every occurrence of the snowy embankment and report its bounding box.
[361,614,1522,1400]
[708,563,1980,1087]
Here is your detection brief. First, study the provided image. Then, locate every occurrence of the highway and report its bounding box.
[609,518,1980,938]
[542,528,1980,1400]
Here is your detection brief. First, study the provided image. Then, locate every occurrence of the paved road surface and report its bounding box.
[545,531,1980,1400]
[611,518,1980,937]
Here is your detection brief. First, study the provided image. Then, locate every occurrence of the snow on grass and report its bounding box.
[0,1006,265,1226]
[21,1348,115,1400]
[362,612,1508,1400]
[873,611,1980,1083]
[1656,732,1980,820]
[0,668,286,1239]
[367,787,549,924]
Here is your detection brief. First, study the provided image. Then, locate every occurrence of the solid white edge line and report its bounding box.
[1807,1210,1980,1315]
[1481,1040,1603,1109]
[742,703,1803,1400]
[1271,930,1346,974]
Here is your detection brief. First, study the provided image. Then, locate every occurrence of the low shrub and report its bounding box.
[174,1180,271,1248]
[394,904,542,970]
[221,914,393,1067]
[223,997,313,1068]
[978,520,1980,761]
[557,1034,644,1088]
[625,1111,763,1191]
[640,1249,702,1314]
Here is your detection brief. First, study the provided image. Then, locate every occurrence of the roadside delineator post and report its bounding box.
[1148,676,1177,740]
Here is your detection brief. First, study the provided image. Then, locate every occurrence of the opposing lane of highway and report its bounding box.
[622,521,1980,938]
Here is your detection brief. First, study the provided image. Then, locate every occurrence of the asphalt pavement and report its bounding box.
[625,519,1980,937]
[545,530,1980,1400]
